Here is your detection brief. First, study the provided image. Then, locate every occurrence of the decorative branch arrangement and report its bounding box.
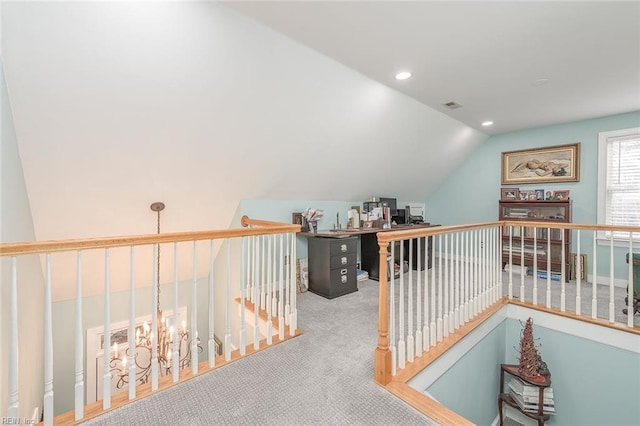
[517,317,550,382]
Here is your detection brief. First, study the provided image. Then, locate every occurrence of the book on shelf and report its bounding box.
[508,379,554,403]
[509,390,556,414]
[508,377,554,398]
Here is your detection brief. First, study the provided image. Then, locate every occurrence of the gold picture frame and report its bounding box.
[501,143,580,185]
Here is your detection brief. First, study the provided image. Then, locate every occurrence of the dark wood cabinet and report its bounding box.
[499,200,571,281]
[307,236,358,299]
[361,234,433,281]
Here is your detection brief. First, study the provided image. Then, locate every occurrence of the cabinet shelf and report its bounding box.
[500,200,571,281]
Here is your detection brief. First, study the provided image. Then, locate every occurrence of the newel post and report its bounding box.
[375,240,391,385]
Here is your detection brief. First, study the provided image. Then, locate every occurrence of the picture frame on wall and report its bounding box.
[552,190,570,201]
[501,143,580,185]
[501,187,519,200]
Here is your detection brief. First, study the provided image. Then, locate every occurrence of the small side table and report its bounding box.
[498,364,551,426]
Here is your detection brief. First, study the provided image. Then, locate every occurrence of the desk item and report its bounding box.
[307,236,358,299]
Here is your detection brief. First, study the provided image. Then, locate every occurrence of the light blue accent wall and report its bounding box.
[426,321,507,425]
[426,318,640,425]
[426,111,640,280]
[504,319,640,426]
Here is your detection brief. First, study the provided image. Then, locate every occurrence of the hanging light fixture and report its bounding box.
[108,202,201,389]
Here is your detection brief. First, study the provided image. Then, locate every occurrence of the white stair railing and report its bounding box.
[375,221,638,385]
[0,216,300,425]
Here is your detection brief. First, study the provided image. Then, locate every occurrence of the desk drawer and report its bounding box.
[330,252,357,269]
[330,265,356,287]
[329,238,357,255]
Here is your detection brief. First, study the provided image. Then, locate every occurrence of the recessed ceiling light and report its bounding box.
[395,71,412,80]
[482,121,494,127]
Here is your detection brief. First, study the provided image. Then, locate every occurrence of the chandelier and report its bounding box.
[108,202,202,389]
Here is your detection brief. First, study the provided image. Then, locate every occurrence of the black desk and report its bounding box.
[301,223,438,285]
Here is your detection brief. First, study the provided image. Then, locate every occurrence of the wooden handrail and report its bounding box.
[0,216,300,257]
[376,221,640,244]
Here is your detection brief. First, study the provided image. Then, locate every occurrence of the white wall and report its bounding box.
[1,59,45,421]
[2,1,486,302]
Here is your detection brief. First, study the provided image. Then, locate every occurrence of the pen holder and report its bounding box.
[301,217,310,232]
[309,221,318,232]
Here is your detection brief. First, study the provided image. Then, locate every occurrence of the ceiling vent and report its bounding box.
[443,101,463,109]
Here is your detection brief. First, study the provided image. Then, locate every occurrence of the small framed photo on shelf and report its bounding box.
[552,190,570,201]
[501,188,519,200]
[535,189,545,200]
[518,190,534,201]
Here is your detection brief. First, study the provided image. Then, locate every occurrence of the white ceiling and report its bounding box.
[225,1,640,135]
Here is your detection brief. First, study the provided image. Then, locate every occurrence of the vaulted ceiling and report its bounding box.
[225,1,640,135]
[2,1,638,247]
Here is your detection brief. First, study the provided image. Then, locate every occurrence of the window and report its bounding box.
[597,127,640,242]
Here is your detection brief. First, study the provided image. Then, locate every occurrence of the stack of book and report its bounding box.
[356,269,369,281]
[508,377,555,415]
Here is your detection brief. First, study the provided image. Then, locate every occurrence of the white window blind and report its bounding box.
[597,127,640,241]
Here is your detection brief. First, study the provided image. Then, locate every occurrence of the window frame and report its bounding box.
[596,126,640,245]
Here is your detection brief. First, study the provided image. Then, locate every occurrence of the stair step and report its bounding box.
[234,298,282,330]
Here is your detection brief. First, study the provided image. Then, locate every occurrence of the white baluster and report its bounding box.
[407,240,414,363]
[455,232,460,329]
[254,235,261,349]
[443,234,449,337]
[128,247,136,399]
[44,254,54,425]
[423,237,430,352]
[437,235,443,342]
[174,243,180,377]
[609,233,615,322]
[546,228,552,308]
[73,252,84,420]
[415,238,423,357]
[272,237,278,317]
[533,227,538,305]
[261,234,266,310]
[464,231,470,323]
[576,231,582,315]
[508,226,513,300]
[285,233,291,327]
[398,242,406,369]
[240,237,247,354]
[278,234,285,341]
[266,236,273,345]
[150,245,158,391]
[471,229,477,317]
[8,257,19,419]
[192,242,199,374]
[390,243,397,375]
[225,239,232,360]
[207,239,215,368]
[592,232,598,319]
[520,229,525,303]
[628,236,634,327]
[430,234,437,346]
[290,232,298,333]
[103,249,113,406]
[561,229,566,311]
